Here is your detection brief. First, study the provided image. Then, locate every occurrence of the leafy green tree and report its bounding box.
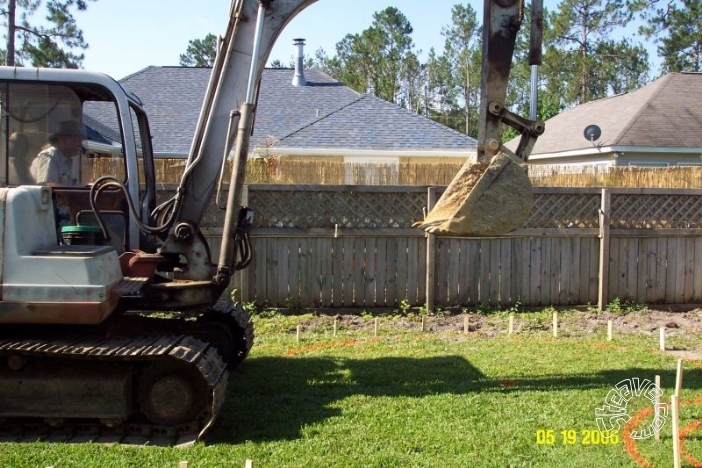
[637,0,702,72]
[548,0,649,104]
[423,47,453,115]
[179,33,217,67]
[1,0,95,68]
[399,50,424,112]
[326,7,415,104]
[441,3,481,136]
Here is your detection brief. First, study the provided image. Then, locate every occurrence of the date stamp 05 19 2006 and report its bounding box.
[535,429,620,446]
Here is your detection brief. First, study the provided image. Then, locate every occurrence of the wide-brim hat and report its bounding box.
[50,120,86,143]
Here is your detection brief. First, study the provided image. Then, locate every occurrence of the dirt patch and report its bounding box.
[295,308,702,343]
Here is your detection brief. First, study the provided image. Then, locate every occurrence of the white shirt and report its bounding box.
[31,146,78,186]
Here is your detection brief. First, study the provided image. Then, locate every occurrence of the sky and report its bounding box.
[76,0,460,80]
[75,0,657,81]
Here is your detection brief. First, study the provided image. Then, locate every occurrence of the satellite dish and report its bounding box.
[583,124,602,143]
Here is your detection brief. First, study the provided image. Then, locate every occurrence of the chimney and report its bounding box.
[292,38,307,87]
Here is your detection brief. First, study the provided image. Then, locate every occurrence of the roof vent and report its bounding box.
[292,38,307,87]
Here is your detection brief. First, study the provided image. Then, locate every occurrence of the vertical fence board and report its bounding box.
[650,238,667,303]
[616,238,628,301]
[509,237,523,304]
[286,238,299,307]
[638,238,653,304]
[353,237,367,307]
[448,239,461,304]
[264,238,279,305]
[683,237,695,303]
[364,238,377,307]
[626,239,640,302]
[558,237,577,305]
[374,237,387,306]
[407,237,419,304]
[488,239,500,304]
[588,237,600,304]
[385,237,399,307]
[617,238,631,301]
[498,239,513,304]
[436,239,447,304]
[416,236,428,304]
[318,238,331,306]
[278,239,295,306]
[253,238,267,304]
[608,238,620,305]
[303,237,316,306]
[530,237,543,305]
[649,237,664,303]
[331,238,343,307]
[666,238,678,304]
[342,237,354,306]
[694,238,702,302]
[577,237,590,304]
[520,237,532,305]
[395,237,409,303]
[549,238,561,305]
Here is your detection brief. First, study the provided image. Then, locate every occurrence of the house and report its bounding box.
[108,61,476,184]
[516,72,702,174]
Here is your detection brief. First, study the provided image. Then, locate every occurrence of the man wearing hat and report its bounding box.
[31,120,85,186]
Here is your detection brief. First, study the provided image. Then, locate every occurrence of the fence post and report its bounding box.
[597,188,611,312]
[425,187,438,313]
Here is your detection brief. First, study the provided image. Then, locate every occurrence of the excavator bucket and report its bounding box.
[415,0,544,237]
[415,153,532,236]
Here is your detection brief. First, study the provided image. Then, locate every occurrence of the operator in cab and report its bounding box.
[31,120,85,187]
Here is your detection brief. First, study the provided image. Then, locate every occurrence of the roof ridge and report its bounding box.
[119,66,156,82]
[611,74,673,144]
[362,93,477,142]
[278,93,367,141]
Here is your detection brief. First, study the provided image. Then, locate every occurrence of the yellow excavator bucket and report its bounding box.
[415,153,532,236]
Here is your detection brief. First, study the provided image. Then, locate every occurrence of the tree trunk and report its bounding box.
[464,64,470,135]
[7,0,16,66]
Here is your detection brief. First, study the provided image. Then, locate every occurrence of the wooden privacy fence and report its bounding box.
[199,185,702,310]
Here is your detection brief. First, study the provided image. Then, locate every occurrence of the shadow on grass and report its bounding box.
[207,355,702,444]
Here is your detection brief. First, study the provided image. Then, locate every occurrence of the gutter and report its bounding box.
[530,145,702,161]
[256,146,476,159]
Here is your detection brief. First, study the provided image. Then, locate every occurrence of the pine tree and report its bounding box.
[2,0,95,68]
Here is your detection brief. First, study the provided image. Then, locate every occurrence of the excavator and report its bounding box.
[0,0,543,444]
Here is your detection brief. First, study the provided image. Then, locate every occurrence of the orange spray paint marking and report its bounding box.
[622,405,655,468]
[286,339,359,356]
[623,395,702,467]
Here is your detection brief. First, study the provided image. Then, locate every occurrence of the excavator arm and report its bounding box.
[416,0,544,236]
[157,0,543,295]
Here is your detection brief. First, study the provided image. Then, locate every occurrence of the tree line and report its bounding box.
[2,1,701,138]
[182,1,701,138]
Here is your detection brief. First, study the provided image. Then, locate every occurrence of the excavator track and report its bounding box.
[0,333,229,446]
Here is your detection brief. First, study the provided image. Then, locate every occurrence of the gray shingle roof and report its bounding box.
[521,72,702,155]
[116,66,476,156]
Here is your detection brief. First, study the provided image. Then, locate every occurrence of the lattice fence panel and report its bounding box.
[523,192,601,228]
[610,194,702,229]
[249,188,427,229]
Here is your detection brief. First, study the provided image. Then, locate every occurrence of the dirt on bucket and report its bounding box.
[415,153,533,236]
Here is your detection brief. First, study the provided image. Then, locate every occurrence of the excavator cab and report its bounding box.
[0,71,159,252]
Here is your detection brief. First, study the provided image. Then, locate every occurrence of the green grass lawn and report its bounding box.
[2,311,701,468]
